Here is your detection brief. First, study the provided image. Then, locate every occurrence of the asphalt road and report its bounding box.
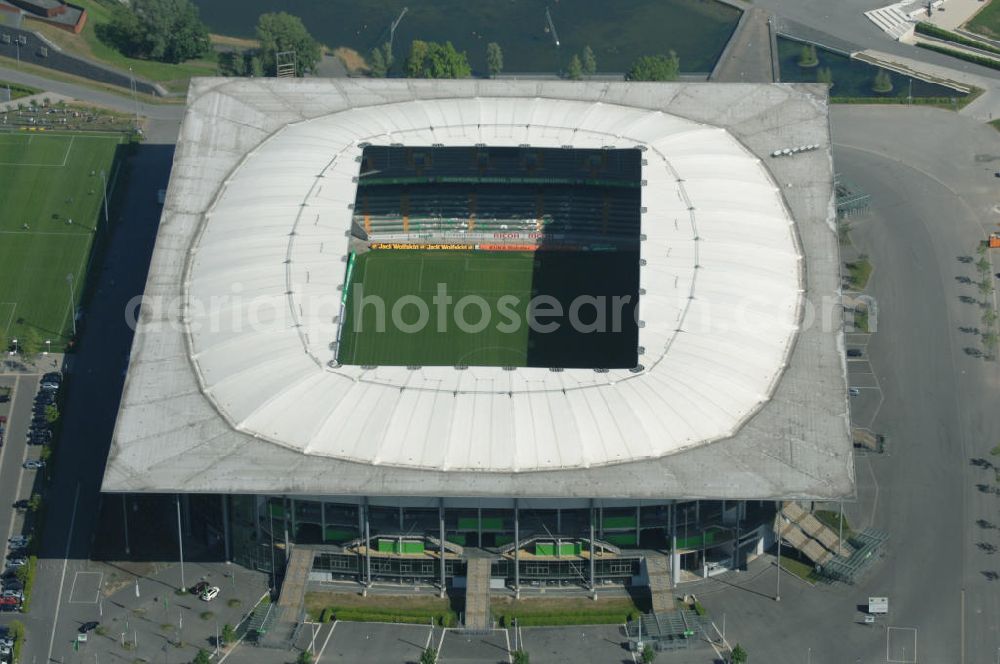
[689,105,1000,664]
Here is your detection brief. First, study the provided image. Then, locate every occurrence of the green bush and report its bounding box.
[221,623,237,645]
[915,22,1000,56]
[16,556,37,612]
[916,42,1000,71]
[319,606,457,627]
[10,620,25,663]
[319,607,335,623]
[493,610,634,626]
[692,601,707,616]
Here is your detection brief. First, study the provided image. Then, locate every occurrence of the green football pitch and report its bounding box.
[338,250,536,367]
[0,131,123,348]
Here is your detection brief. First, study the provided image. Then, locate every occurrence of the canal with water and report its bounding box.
[193,0,741,75]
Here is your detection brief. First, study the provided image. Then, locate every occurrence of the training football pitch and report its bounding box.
[0,131,123,348]
[338,250,536,367]
[337,248,641,368]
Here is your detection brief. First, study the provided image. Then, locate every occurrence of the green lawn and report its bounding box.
[0,131,122,348]
[338,250,536,367]
[0,80,41,101]
[967,0,1000,40]
[31,0,218,93]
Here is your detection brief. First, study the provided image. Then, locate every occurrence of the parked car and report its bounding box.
[846,348,863,358]
[199,586,220,602]
[0,596,21,611]
[10,499,27,510]
[5,559,26,568]
[189,581,210,596]
[849,387,861,397]
[79,621,99,633]
[7,536,27,548]
[23,460,44,470]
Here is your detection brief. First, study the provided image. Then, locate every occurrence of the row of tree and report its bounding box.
[99,0,322,77]
[368,40,680,81]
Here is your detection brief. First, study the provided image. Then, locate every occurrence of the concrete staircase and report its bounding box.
[463,558,492,632]
[774,502,855,567]
[864,4,915,41]
[645,554,675,614]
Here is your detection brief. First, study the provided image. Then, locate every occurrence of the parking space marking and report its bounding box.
[887,626,918,663]
[68,571,103,603]
[314,620,337,663]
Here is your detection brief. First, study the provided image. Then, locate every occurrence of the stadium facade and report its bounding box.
[107,79,852,590]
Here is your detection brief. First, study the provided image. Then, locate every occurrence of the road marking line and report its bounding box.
[59,135,75,167]
[47,482,81,663]
[68,571,103,603]
[436,626,447,654]
[504,626,512,664]
[424,623,433,650]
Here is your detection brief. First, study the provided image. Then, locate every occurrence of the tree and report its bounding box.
[45,405,59,425]
[27,493,42,513]
[512,651,530,664]
[369,47,388,78]
[983,307,999,327]
[817,67,833,87]
[98,0,210,63]
[419,647,438,664]
[38,445,52,462]
[627,52,681,81]
[582,45,597,75]
[979,278,995,300]
[256,12,321,77]
[977,256,992,276]
[977,241,989,256]
[641,643,656,663]
[566,54,583,80]
[296,651,314,664]
[405,41,471,78]
[798,43,818,67]
[218,51,247,77]
[731,644,748,664]
[873,69,893,93]
[19,327,41,359]
[220,623,237,646]
[486,42,504,78]
[192,650,211,664]
[983,330,999,359]
[369,42,392,78]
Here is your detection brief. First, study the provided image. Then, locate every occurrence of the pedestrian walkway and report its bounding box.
[260,545,311,648]
[463,557,492,632]
[646,554,675,613]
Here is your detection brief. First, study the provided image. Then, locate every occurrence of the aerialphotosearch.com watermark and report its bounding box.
[125,283,876,338]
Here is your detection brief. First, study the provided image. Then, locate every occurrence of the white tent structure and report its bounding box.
[106,80,852,500]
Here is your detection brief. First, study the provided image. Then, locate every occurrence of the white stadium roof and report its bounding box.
[105,79,853,499]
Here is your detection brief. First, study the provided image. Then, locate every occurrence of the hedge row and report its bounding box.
[831,96,963,107]
[495,610,638,627]
[915,22,1000,57]
[319,607,458,627]
[916,41,1000,71]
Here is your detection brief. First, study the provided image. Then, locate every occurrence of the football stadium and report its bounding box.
[105,79,853,627]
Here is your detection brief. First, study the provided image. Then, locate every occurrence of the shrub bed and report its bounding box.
[915,22,1000,56]
[915,42,1000,71]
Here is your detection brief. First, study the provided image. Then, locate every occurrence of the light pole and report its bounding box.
[44,339,50,355]
[128,67,139,131]
[9,338,16,356]
[176,494,186,591]
[122,494,131,556]
[65,273,76,336]
[100,169,109,232]
[775,526,782,602]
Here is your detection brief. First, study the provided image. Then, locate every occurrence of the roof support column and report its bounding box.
[513,499,520,599]
[439,499,446,598]
[364,498,372,590]
[670,503,679,586]
[356,502,364,586]
[221,495,231,563]
[283,496,291,564]
[478,506,482,548]
[589,500,596,593]
[635,505,641,548]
